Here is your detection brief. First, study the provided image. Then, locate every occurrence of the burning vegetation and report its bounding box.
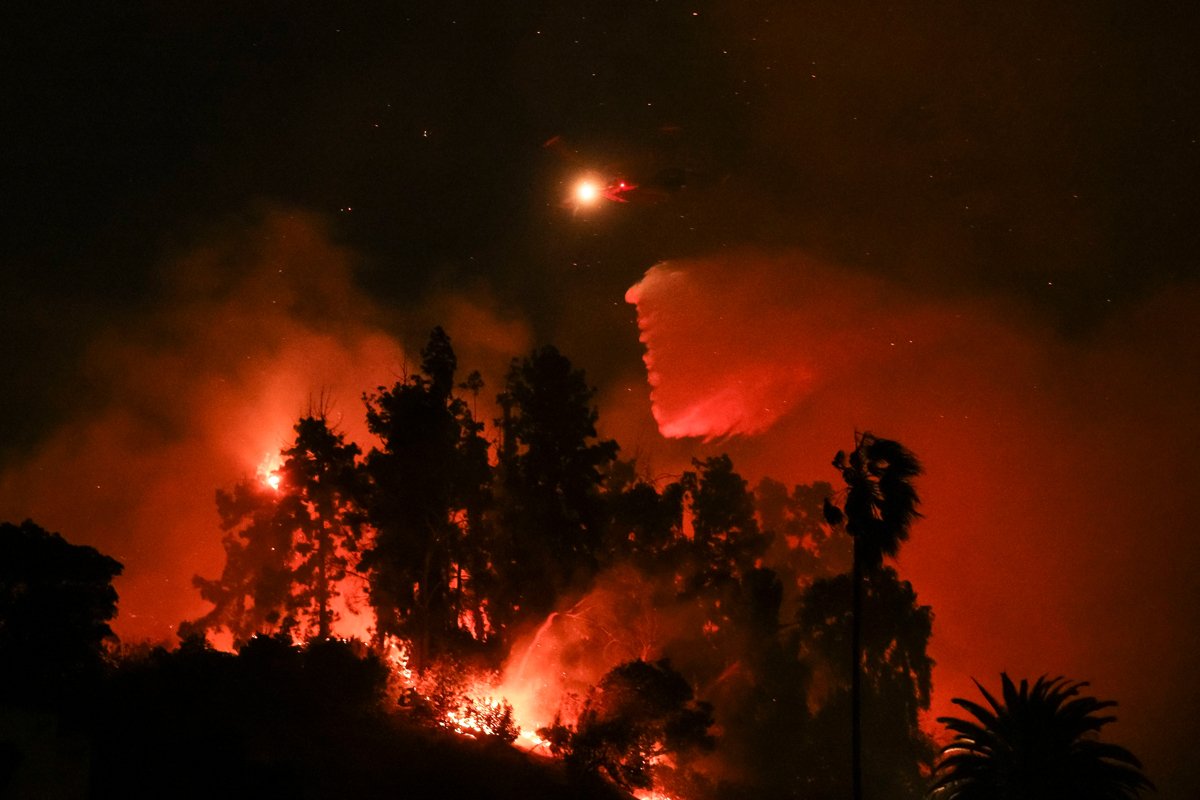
[0,326,1152,800]
[163,326,937,798]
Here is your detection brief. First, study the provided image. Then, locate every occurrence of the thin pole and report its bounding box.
[852,540,863,800]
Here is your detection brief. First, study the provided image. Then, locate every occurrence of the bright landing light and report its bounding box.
[574,179,601,205]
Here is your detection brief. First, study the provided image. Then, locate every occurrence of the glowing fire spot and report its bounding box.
[441,696,514,739]
[383,636,414,685]
[518,729,549,750]
[256,451,284,491]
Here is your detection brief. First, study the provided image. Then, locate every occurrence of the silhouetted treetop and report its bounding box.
[495,345,617,618]
[931,674,1153,800]
[185,414,367,643]
[499,345,618,492]
[831,432,923,568]
[603,459,684,567]
[184,478,292,642]
[541,658,715,791]
[364,327,492,661]
[421,325,457,400]
[0,520,123,700]
[757,477,849,586]
[277,414,368,639]
[683,454,770,581]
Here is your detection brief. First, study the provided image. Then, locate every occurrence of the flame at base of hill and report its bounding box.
[374,587,698,799]
[371,570,717,799]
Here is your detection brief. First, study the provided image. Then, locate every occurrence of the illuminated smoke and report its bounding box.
[0,208,530,645]
[625,251,1200,787]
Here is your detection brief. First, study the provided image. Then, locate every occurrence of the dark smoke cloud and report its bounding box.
[624,251,1200,797]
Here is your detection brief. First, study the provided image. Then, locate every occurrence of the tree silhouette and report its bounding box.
[276,414,368,639]
[0,520,122,703]
[185,414,366,642]
[798,566,935,799]
[495,345,617,621]
[364,327,492,665]
[541,658,714,791]
[684,454,770,585]
[601,459,684,569]
[930,674,1152,800]
[825,432,923,800]
[756,477,849,590]
[184,478,293,642]
[674,454,775,674]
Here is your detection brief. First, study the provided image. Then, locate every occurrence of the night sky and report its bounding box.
[3,2,1198,796]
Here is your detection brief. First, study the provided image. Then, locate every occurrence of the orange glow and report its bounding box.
[517,728,550,751]
[256,451,284,491]
[383,635,414,686]
[440,693,517,740]
[575,179,601,205]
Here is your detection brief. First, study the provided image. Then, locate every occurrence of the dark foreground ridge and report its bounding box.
[3,637,630,800]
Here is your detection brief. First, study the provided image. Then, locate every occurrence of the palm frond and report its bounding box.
[841,432,923,567]
[930,673,1153,799]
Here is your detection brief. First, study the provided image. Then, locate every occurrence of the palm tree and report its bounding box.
[930,674,1152,800]
[825,432,924,800]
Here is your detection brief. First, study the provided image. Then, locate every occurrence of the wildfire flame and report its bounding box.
[218,556,679,800]
[256,451,283,491]
[378,597,681,797]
